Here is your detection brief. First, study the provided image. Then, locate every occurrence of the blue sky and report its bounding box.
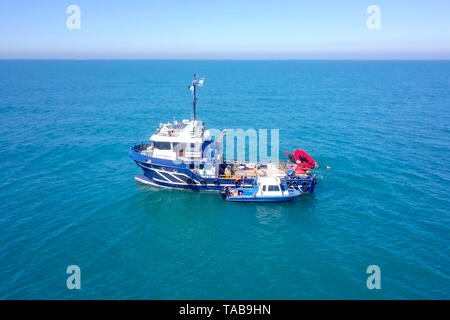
[0,0,449,59]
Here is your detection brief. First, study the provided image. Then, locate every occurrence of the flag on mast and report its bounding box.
[188,77,205,94]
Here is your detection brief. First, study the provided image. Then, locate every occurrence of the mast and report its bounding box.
[192,73,197,121]
[189,73,203,122]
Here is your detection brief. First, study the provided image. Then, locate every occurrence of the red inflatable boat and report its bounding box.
[293,150,316,169]
[285,149,316,174]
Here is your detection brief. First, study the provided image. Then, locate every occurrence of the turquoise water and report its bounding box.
[0,60,449,299]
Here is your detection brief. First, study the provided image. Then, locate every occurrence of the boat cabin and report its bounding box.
[138,119,222,176]
[256,177,288,197]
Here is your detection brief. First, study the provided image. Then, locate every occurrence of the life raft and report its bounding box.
[293,150,316,169]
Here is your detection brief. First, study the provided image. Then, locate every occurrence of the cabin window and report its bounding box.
[153,141,171,150]
[262,186,266,192]
[268,185,280,191]
[199,164,204,169]
[186,143,201,152]
[189,164,195,169]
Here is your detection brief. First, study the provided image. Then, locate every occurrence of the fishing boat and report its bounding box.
[129,75,318,192]
[220,176,302,202]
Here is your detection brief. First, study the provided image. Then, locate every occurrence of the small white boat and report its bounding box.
[221,176,302,202]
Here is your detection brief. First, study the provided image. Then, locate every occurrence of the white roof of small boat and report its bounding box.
[257,176,281,185]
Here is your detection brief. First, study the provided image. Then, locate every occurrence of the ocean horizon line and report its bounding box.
[1,58,449,61]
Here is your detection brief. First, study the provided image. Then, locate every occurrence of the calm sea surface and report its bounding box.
[0,60,449,299]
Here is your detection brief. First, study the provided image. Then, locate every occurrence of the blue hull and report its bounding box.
[129,145,316,192]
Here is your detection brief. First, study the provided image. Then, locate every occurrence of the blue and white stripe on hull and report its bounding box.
[134,175,203,191]
[134,173,254,191]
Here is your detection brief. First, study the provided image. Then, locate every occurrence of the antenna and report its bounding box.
[189,73,204,122]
